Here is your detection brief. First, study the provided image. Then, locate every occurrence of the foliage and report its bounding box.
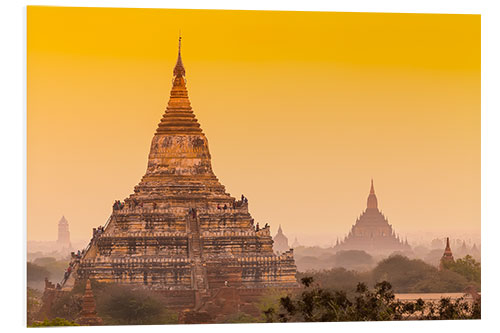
[372,255,472,293]
[256,287,287,322]
[27,288,42,325]
[298,267,371,295]
[372,255,436,291]
[262,277,480,322]
[444,255,481,285]
[51,293,83,321]
[95,284,178,325]
[27,262,50,282]
[299,254,479,294]
[334,250,373,269]
[30,317,79,327]
[28,258,70,288]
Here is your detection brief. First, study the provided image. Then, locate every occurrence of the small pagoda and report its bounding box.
[67,38,298,310]
[439,237,454,270]
[76,280,103,326]
[334,180,411,255]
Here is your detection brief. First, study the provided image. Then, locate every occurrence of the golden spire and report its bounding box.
[155,37,202,135]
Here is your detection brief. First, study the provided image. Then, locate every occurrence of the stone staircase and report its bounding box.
[187,213,208,294]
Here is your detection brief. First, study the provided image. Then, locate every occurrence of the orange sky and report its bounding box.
[27,7,480,246]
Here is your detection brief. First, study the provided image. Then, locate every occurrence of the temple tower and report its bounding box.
[334,180,411,255]
[440,237,455,270]
[57,216,71,250]
[273,225,290,254]
[68,38,298,310]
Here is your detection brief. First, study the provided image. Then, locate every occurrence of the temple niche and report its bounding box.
[334,180,411,255]
[60,38,298,315]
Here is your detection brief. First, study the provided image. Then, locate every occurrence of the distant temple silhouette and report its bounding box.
[440,237,454,270]
[334,180,410,254]
[57,216,72,251]
[273,225,290,254]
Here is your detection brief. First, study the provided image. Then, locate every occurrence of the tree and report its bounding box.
[95,284,177,325]
[334,250,373,270]
[27,263,50,282]
[263,276,480,322]
[27,288,42,325]
[444,255,481,285]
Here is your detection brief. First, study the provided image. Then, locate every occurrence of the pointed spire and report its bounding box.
[440,237,454,269]
[366,179,378,209]
[76,279,103,326]
[173,35,185,77]
[155,37,203,135]
[445,237,451,250]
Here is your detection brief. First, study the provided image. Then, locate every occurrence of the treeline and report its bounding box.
[297,254,480,294]
[263,277,480,322]
[27,257,69,290]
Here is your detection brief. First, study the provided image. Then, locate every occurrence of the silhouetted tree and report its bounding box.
[263,276,480,322]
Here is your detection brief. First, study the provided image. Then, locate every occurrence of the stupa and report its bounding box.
[273,225,290,254]
[66,38,298,310]
[439,237,454,270]
[75,280,103,326]
[334,180,411,254]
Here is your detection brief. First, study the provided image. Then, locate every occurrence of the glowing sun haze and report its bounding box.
[27,7,480,245]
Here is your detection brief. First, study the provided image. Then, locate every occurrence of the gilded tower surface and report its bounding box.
[334,180,411,255]
[65,39,298,308]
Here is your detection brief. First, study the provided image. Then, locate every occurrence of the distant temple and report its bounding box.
[334,180,411,255]
[440,237,455,270]
[57,38,297,317]
[57,216,71,251]
[292,237,300,248]
[273,225,290,254]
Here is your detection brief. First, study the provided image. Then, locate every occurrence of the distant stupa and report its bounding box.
[292,237,300,248]
[273,225,290,254]
[440,237,455,270]
[334,180,411,254]
[57,216,71,250]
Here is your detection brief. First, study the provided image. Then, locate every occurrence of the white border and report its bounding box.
[2,1,498,332]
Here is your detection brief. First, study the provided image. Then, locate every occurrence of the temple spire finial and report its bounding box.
[173,34,185,77]
[370,179,375,194]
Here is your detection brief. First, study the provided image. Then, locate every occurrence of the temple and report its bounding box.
[334,180,411,255]
[273,225,290,254]
[57,216,71,252]
[440,237,454,270]
[75,280,103,326]
[61,38,298,314]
